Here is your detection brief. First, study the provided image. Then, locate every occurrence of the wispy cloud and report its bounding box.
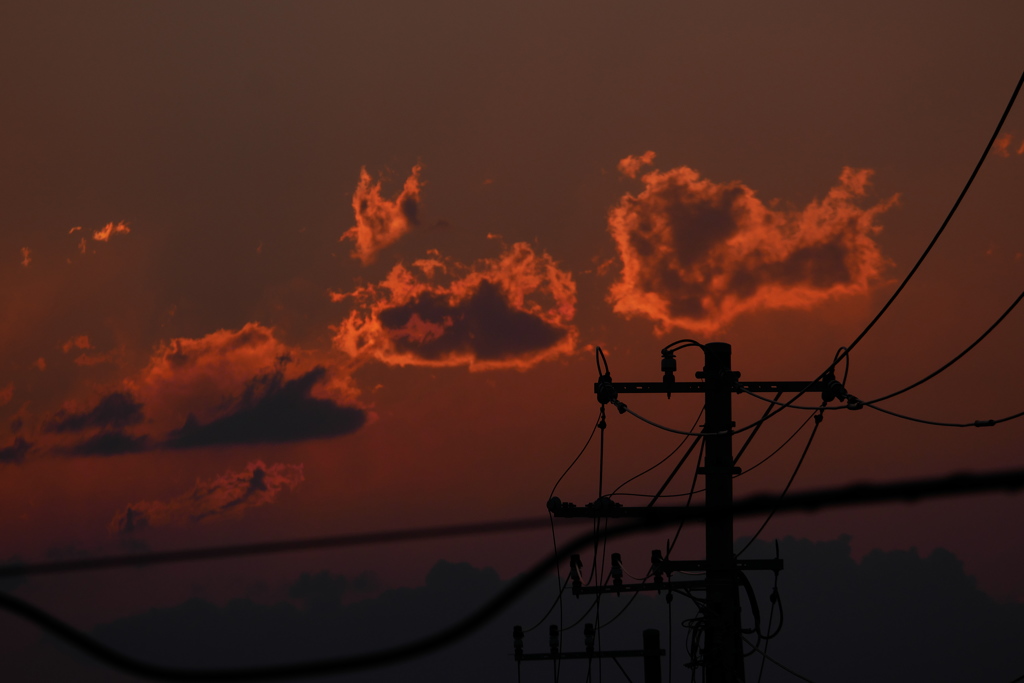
[607,152,897,333]
[109,460,304,533]
[92,221,130,242]
[341,165,423,264]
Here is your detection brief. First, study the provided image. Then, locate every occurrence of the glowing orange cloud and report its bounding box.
[109,460,304,533]
[607,153,898,334]
[92,221,130,242]
[331,243,578,371]
[0,383,13,407]
[20,248,31,267]
[341,165,422,264]
[24,323,365,459]
[130,323,363,440]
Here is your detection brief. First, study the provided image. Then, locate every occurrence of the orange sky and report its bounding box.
[2,2,1024,672]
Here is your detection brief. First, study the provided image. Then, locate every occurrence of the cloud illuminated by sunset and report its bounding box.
[341,165,422,264]
[607,152,898,334]
[130,323,365,447]
[331,243,578,371]
[22,323,366,460]
[109,460,304,534]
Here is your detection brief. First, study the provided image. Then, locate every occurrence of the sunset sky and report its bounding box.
[2,1,1024,679]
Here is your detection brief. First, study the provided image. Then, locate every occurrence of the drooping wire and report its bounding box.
[522,574,572,634]
[611,399,790,437]
[862,402,1024,428]
[742,637,819,683]
[609,408,704,497]
[736,407,825,557]
[736,412,818,478]
[544,407,605,672]
[549,410,604,501]
[864,288,1024,405]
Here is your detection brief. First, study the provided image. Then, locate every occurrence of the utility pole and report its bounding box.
[547,341,835,682]
[701,342,744,683]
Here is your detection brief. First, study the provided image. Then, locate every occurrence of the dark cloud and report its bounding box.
[44,392,144,434]
[288,570,376,610]
[69,430,148,456]
[379,280,568,361]
[164,367,365,449]
[75,540,1024,683]
[0,437,31,464]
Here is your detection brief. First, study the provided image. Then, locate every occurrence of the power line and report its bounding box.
[739,286,1024,413]
[3,467,1022,680]
[836,67,1024,363]
[609,408,703,496]
[736,409,824,557]
[862,287,1024,406]
[742,636,819,683]
[862,402,1024,428]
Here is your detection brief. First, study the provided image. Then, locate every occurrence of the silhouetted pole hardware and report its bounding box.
[513,625,664,682]
[546,342,836,683]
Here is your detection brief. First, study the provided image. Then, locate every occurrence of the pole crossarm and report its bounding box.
[516,648,665,661]
[593,380,829,395]
[655,559,782,573]
[572,579,707,596]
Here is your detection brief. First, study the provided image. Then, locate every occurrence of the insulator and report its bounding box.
[569,554,583,586]
[513,625,523,656]
[611,552,623,586]
[651,549,664,587]
[584,623,595,653]
[549,624,559,654]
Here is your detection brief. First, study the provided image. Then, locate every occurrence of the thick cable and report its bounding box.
[4,468,1024,679]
